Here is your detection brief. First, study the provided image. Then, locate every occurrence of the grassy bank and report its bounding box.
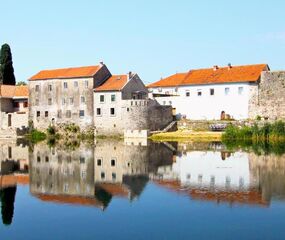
[150,130,222,142]
[222,121,285,142]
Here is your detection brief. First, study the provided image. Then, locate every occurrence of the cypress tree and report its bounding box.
[0,44,16,85]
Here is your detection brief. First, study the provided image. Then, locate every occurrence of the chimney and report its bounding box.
[128,71,132,78]
[99,61,104,66]
[213,65,219,71]
[228,63,232,70]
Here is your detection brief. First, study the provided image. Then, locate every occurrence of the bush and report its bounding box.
[223,121,285,143]
[29,129,46,143]
[47,125,56,135]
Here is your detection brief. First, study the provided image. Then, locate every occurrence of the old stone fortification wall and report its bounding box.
[123,99,173,132]
[95,99,173,136]
[249,71,285,120]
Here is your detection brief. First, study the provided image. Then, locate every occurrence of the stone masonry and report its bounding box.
[249,71,285,120]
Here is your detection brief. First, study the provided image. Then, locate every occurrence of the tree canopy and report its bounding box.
[16,81,27,86]
[0,43,16,85]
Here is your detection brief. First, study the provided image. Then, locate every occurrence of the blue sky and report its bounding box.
[1,0,285,84]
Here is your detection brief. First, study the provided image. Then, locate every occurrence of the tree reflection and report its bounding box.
[0,186,17,225]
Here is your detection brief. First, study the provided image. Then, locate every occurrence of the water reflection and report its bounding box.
[2,139,285,228]
[0,140,29,226]
[29,139,174,209]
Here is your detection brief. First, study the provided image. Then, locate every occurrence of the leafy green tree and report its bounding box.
[16,81,27,86]
[0,44,16,85]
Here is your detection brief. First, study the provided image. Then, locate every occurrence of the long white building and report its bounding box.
[148,64,269,120]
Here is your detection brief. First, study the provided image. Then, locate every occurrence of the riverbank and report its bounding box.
[150,130,222,142]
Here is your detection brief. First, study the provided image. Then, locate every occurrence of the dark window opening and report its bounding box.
[45,111,48,117]
[111,159,116,166]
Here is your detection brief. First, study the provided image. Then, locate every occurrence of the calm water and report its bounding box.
[1,139,285,240]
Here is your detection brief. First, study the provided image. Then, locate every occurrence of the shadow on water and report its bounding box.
[0,186,16,225]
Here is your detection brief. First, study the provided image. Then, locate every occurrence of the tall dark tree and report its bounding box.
[0,44,16,85]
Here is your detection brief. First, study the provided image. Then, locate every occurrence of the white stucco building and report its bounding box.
[148,64,269,120]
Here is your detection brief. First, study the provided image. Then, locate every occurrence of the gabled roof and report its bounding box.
[29,65,102,81]
[0,85,29,98]
[148,64,269,88]
[95,74,128,91]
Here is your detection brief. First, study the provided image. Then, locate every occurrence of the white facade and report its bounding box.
[149,82,257,120]
[157,151,259,190]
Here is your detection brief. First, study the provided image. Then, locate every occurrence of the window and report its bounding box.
[111,159,116,167]
[210,88,215,96]
[97,158,102,166]
[198,174,203,183]
[48,85,52,91]
[101,172,105,179]
[36,111,40,117]
[66,110,71,118]
[8,147,12,159]
[13,102,19,108]
[238,87,244,95]
[225,87,230,95]
[35,85,40,92]
[81,96,85,104]
[58,110,62,118]
[110,108,115,116]
[169,101,172,105]
[84,80,88,88]
[163,101,166,105]
[112,173,116,181]
[111,94,116,102]
[45,156,49,162]
[186,91,190,97]
[48,98,52,105]
[74,81,78,87]
[45,111,48,117]
[24,101,28,108]
[69,97,74,105]
[80,157,85,164]
[100,95,104,103]
[37,156,41,163]
[79,110,85,118]
[197,90,202,96]
[35,99,39,106]
[63,82,68,89]
[186,174,191,180]
[96,108,101,116]
[62,98,66,105]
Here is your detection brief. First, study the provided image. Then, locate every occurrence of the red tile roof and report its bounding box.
[148,64,269,88]
[95,74,128,91]
[29,65,102,80]
[33,194,104,208]
[0,85,29,98]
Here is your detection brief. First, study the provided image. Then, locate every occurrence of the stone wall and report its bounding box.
[249,71,285,120]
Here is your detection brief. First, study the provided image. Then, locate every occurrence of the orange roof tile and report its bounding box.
[29,65,101,80]
[34,194,104,208]
[14,85,29,97]
[95,75,128,91]
[0,85,28,98]
[97,183,129,197]
[154,180,268,206]
[148,64,268,88]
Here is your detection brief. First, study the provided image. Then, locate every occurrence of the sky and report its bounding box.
[1,0,285,84]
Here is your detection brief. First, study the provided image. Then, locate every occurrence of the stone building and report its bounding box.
[0,85,29,135]
[29,63,173,135]
[28,63,111,130]
[94,72,173,136]
[148,64,270,120]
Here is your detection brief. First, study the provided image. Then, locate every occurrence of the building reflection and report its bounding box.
[153,144,285,207]
[0,140,29,226]
[29,139,174,209]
